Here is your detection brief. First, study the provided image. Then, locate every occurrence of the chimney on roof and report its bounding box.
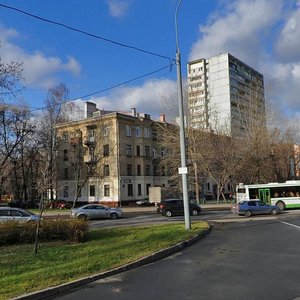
[85,102,97,118]
[131,108,137,117]
[160,114,166,123]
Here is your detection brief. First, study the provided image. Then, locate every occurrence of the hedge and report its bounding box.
[0,219,88,246]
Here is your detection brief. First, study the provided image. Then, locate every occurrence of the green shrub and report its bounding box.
[0,219,88,246]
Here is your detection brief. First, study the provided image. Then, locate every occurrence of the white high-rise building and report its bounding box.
[187,53,265,137]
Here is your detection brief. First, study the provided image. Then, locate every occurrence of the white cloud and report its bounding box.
[0,25,81,89]
[107,0,131,18]
[188,0,300,117]
[275,8,300,62]
[189,0,283,66]
[85,79,177,119]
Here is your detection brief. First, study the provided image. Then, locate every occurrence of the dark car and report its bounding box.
[157,199,201,217]
[231,200,280,217]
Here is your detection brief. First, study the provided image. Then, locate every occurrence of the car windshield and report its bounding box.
[21,209,35,216]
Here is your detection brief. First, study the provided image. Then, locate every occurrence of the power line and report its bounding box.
[0,3,175,62]
[3,62,175,113]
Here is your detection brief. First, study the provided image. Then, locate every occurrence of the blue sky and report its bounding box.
[1,0,300,122]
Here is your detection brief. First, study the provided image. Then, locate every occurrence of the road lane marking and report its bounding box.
[281,221,300,229]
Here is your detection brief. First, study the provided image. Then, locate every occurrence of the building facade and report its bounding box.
[187,53,266,137]
[55,103,169,206]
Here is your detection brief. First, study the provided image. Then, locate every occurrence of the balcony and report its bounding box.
[83,136,95,146]
[84,154,97,164]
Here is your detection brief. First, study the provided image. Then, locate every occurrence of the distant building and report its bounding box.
[55,102,170,206]
[187,53,266,137]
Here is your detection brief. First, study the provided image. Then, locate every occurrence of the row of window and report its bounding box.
[63,183,152,198]
[62,124,154,143]
[63,143,165,161]
[125,125,151,138]
[63,163,166,179]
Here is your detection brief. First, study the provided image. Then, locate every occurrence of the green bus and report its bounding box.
[236,181,300,211]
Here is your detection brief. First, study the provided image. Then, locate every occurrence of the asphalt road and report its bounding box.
[89,208,300,229]
[53,214,300,300]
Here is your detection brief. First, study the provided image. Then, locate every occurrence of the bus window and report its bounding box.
[237,188,246,193]
[249,188,259,199]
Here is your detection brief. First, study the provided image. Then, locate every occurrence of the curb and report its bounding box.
[13,226,211,300]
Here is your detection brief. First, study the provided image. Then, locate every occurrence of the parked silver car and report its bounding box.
[0,207,40,223]
[70,204,123,220]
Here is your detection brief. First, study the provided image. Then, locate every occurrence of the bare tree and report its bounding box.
[38,83,70,203]
[0,105,34,198]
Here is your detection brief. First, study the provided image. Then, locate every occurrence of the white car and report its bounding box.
[70,204,123,220]
[0,207,40,223]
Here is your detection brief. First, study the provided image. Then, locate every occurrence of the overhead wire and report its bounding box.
[2,62,175,113]
[0,3,175,62]
[0,3,177,113]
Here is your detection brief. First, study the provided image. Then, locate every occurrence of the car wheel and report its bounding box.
[245,210,252,217]
[78,214,87,221]
[192,209,199,216]
[110,213,118,220]
[276,201,285,211]
[270,208,277,215]
[165,210,172,217]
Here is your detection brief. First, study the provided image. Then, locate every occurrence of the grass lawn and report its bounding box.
[0,221,209,299]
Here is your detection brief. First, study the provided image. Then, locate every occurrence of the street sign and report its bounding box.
[178,167,188,174]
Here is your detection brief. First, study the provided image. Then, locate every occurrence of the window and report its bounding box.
[153,148,157,159]
[128,184,133,196]
[145,146,150,157]
[145,165,150,176]
[146,184,151,195]
[90,185,95,197]
[63,186,68,197]
[104,185,110,196]
[103,144,109,156]
[104,165,110,176]
[144,127,150,138]
[161,166,166,176]
[63,168,69,179]
[126,145,132,156]
[136,145,140,156]
[104,126,109,136]
[137,164,141,176]
[127,164,132,176]
[63,149,68,161]
[207,183,211,192]
[63,132,69,142]
[152,130,157,141]
[88,130,95,142]
[138,184,142,195]
[10,210,23,217]
[161,148,165,157]
[0,209,9,216]
[136,126,141,137]
[126,125,131,136]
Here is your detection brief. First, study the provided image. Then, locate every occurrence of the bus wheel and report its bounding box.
[245,210,252,217]
[276,201,285,211]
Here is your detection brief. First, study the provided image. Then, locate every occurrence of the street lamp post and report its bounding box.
[175,0,191,230]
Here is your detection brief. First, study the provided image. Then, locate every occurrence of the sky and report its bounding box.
[0,0,300,122]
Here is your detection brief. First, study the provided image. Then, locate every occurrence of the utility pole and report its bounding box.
[175,0,191,230]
